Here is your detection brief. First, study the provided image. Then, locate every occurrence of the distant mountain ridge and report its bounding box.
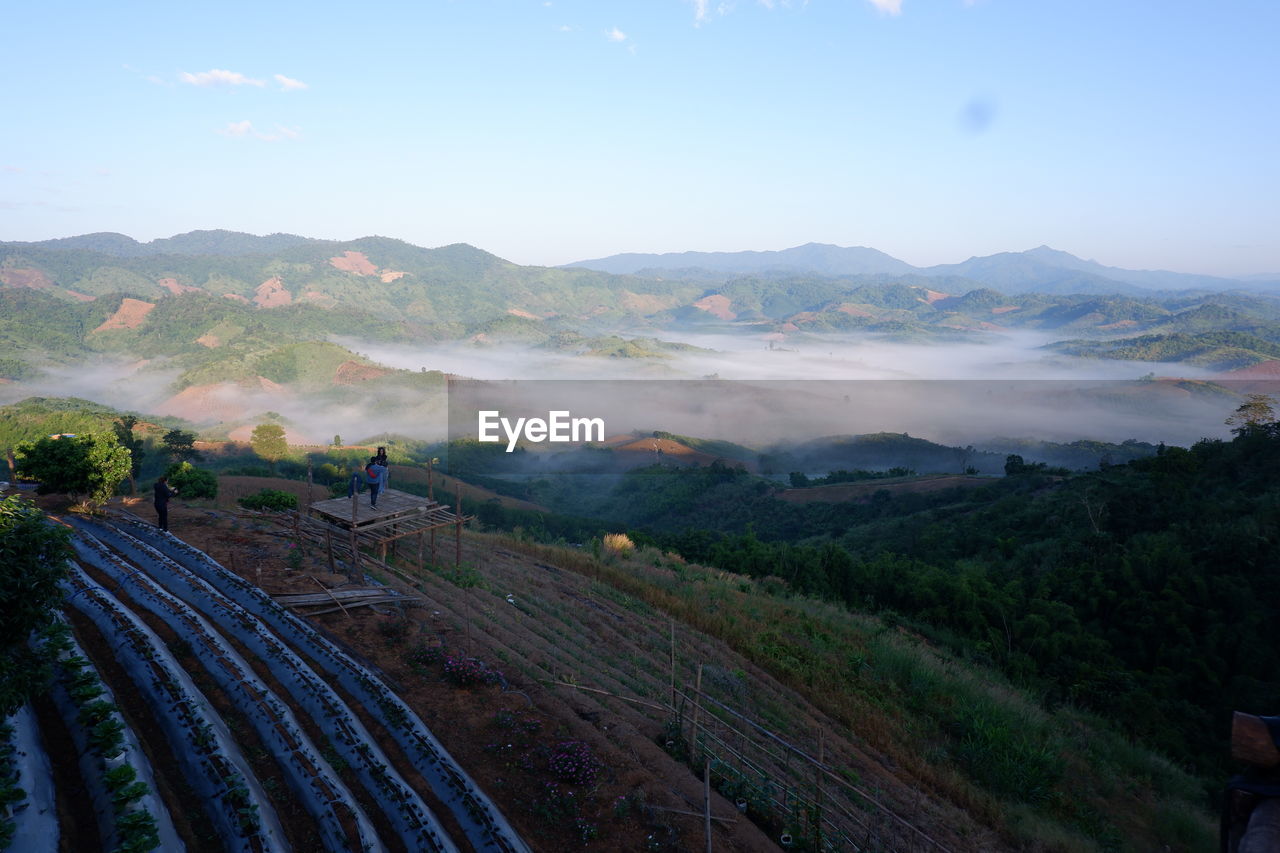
[568,242,1275,296]
[12,229,322,257]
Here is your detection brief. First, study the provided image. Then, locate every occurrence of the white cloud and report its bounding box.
[274,74,308,91]
[606,26,627,41]
[689,0,710,23]
[217,121,299,142]
[867,0,903,13]
[180,68,265,87]
[559,24,573,31]
[219,120,254,137]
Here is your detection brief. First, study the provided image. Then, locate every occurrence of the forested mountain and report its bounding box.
[570,242,1276,295]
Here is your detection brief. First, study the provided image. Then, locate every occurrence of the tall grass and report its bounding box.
[483,532,1217,852]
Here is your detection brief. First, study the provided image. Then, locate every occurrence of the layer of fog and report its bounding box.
[447,377,1248,451]
[346,329,1218,383]
[2,332,1247,451]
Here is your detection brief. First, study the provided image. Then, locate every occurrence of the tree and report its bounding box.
[332,434,343,447]
[1226,394,1277,434]
[250,423,288,473]
[112,415,146,495]
[165,461,218,500]
[15,433,131,507]
[0,496,71,716]
[161,428,201,463]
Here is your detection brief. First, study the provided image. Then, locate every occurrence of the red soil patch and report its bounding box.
[226,423,316,446]
[333,361,392,384]
[0,268,54,290]
[990,305,1020,315]
[63,289,96,302]
[254,277,292,308]
[836,303,873,318]
[154,383,252,423]
[158,277,202,295]
[1098,319,1138,330]
[692,294,735,321]
[329,251,378,276]
[257,376,286,393]
[921,289,950,304]
[378,270,407,283]
[92,297,156,332]
[505,308,540,320]
[776,474,994,504]
[223,293,250,304]
[1220,360,1280,379]
[612,437,720,466]
[195,333,221,348]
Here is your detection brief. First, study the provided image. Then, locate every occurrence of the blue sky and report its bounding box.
[3,0,1277,275]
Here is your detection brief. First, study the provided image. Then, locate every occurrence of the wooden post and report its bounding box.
[455,481,462,567]
[430,526,436,566]
[670,620,676,711]
[704,757,712,853]
[349,490,360,579]
[691,664,704,760]
[427,459,434,502]
[306,460,313,509]
[814,729,824,849]
[5,449,15,480]
[325,527,336,575]
[416,531,424,574]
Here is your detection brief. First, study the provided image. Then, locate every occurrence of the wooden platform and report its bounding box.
[309,488,445,530]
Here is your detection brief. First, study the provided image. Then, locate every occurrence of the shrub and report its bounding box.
[601,532,635,558]
[237,489,298,511]
[165,461,218,500]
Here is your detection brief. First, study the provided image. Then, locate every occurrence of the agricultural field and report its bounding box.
[0,482,1216,852]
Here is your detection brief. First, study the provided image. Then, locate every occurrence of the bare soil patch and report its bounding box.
[329,252,378,276]
[692,294,735,321]
[93,297,156,332]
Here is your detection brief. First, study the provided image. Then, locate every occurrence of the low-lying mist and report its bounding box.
[1,331,1253,451]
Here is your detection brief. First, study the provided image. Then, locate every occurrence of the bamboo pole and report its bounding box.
[670,619,676,710]
[455,481,462,567]
[704,757,712,853]
[349,489,360,579]
[691,664,704,760]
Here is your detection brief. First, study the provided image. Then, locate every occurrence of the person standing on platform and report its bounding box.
[153,475,177,531]
[366,456,388,509]
[374,446,390,486]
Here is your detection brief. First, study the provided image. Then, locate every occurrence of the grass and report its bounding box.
[485,533,1217,852]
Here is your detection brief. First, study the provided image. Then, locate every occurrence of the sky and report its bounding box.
[2,0,1278,276]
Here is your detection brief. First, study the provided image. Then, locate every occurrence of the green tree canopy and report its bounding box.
[0,496,72,715]
[15,433,132,506]
[250,423,288,472]
[1226,393,1277,434]
[161,428,201,463]
[164,461,218,500]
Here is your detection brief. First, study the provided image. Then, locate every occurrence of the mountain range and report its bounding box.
[5,231,1280,390]
[567,242,1277,295]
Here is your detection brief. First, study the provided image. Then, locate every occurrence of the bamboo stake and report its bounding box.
[691,664,704,760]
[669,619,676,711]
[309,575,352,620]
[704,757,712,853]
[455,481,462,567]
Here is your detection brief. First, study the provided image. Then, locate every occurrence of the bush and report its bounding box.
[165,461,217,500]
[237,489,298,511]
[601,532,635,558]
[15,433,131,506]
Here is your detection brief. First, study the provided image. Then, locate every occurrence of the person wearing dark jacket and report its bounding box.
[153,475,177,531]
